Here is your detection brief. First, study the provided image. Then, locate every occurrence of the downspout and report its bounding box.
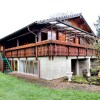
[27,26,38,60]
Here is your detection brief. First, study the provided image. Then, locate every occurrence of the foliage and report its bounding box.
[92,41,100,50]
[72,75,100,85]
[94,16,100,37]
[94,16,100,52]
[90,67,100,76]
[0,73,100,100]
[72,75,88,84]
[90,76,100,85]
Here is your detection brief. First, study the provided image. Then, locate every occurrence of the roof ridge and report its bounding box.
[35,13,82,24]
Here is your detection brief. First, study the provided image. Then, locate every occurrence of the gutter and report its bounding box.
[27,26,38,60]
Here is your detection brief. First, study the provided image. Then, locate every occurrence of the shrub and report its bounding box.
[72,75,100,85]
[90,67,100,76]
[72,75,88,84]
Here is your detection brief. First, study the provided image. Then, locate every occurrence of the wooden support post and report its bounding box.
[56,31,59,40]
[52,56,54,60]
[11,51,12,58]
[68,46,69,56]
[51,27,52,40]
[17,49,18,58]
[86,49,87,56]
[48,43,51,60]
[12,58,14,71]
[35,36,38,60]
[78,47,79,56]
[25,57,27,73]
[49,43,52,60]
[3,46,5,57]
[24,48,26,57]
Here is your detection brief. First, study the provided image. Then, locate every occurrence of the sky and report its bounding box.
[0,0,100,38]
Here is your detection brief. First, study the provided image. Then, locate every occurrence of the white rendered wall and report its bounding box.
[39,57,52,80]
[50,57,71,80]
[19,60,25,72]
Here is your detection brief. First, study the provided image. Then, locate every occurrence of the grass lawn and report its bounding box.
[0,73,100,100]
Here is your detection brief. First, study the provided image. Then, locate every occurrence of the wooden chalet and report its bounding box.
[0,13,99,80]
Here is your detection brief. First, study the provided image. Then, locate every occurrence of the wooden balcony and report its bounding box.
[5,40,99,58]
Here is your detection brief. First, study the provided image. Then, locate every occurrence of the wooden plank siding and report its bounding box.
[87,49,93,56]
[79,48,86,56]
[0,51,3,72]
[0,57,3,72]
[69,47,78,56]
[4,40,99,58]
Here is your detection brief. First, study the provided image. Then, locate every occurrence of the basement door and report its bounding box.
[71,59,77,75]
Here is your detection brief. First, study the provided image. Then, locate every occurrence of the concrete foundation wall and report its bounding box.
[8,56,97,80]
[51,57,71,79]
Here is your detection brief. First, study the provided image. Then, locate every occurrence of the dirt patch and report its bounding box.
[9,72,100,92]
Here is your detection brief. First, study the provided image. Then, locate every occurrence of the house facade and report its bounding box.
[0,13,99,80]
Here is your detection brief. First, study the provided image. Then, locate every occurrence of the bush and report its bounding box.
[72,75,100,85]
[90,67,100,76]
[72,75,88,84]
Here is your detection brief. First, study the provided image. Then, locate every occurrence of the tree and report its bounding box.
[94,16,100,37]
[94,16,100,51]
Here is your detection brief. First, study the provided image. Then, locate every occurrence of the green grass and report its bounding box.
[0,73,100,100]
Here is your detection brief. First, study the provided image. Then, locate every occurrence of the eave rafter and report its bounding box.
[46,19,97,43]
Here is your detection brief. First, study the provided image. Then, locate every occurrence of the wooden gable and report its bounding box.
[67,17,93,33]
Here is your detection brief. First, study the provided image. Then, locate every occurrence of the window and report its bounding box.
[48,31,56,40]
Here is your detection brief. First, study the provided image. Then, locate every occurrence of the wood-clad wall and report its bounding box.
[58,32,66,41]
[0,57,3,72]
[67,18,92,33]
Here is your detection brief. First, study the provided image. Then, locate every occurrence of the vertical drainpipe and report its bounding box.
[27,26,38,60]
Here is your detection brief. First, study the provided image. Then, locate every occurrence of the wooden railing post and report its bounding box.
[78,47,79,56]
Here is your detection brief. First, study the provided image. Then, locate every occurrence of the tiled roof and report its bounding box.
[35,13,82,24]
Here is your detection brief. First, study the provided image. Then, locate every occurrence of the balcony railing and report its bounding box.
[5,40,99,58]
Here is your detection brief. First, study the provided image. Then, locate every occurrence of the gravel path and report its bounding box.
[9,72,100,92]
